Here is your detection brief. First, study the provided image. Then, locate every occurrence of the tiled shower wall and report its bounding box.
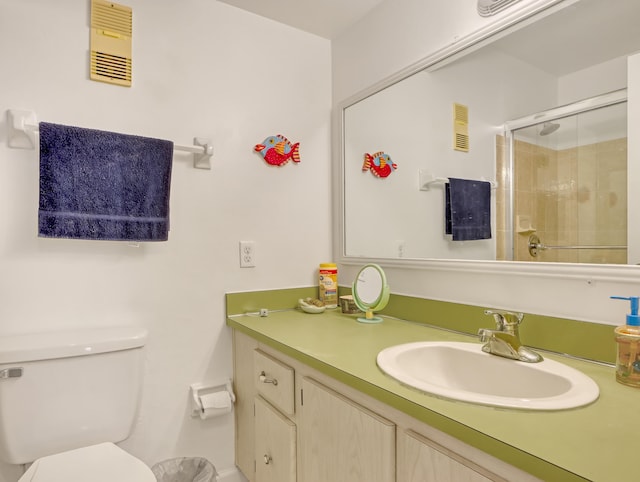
[496,136,627,263]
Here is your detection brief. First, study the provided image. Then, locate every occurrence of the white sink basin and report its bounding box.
[377,341,599,410]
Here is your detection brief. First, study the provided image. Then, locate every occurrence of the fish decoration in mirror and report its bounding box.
[254,134,300,166]
[362,151,397,178]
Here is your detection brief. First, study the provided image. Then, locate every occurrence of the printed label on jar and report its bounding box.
[319,267,338,308]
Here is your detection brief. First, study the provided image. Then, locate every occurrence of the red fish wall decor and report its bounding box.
[362,151,397,178]
[254,134,301,166]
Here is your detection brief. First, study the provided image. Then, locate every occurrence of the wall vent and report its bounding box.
[477,0,524,17]
[453,103,469,152]
[90,0,132,87]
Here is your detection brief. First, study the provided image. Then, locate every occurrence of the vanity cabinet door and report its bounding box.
[398,430,505,482]
[299,377,395,482]
[254,396,297,482]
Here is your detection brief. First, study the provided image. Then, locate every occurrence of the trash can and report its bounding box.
[151,457,217,482]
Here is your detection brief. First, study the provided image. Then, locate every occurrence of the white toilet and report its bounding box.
[0,326,156,481]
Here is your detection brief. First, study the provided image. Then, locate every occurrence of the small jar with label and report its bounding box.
[319,263,338,308]
[612,296,640,388]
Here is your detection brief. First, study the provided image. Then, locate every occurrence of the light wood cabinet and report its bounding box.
[299,377,395,482]
[234,330,394,482]
[399,430,505,482]
[234,331,298,482]
[233,329,539,482]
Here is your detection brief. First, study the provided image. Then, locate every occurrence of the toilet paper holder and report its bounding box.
[190,380,236,419]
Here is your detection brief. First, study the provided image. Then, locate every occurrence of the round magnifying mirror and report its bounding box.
[352,264,390,324]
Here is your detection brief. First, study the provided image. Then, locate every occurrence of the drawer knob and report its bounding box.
[259,371,278,386]
[263,454,272,465]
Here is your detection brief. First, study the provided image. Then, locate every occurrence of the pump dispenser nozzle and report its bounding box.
[611,296,640,326]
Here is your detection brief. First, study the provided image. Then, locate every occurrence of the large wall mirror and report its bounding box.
[338,0,640,275]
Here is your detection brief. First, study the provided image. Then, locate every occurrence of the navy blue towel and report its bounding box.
[445,178,492,241]
[38,122,174,241]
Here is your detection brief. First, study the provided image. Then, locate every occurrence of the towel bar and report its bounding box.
[6,109,213,170]
[528,234,627,257]
[419,170,497,191]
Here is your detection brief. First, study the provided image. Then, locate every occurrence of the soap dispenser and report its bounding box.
[612,296,640,387]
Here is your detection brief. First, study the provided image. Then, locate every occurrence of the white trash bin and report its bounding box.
[151,457,217,482]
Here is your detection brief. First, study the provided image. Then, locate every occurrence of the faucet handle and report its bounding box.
[484,309,524,330]
[478,328,492,342]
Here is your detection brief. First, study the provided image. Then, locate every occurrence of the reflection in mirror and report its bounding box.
[502,95,628,264]
[341,0,640,266]
[352,264,389,324]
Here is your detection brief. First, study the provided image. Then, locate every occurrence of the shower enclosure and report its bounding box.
[500,90,628,264]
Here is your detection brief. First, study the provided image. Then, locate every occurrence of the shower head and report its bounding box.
[539,122,560,136]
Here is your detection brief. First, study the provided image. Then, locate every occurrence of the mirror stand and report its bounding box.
[352,264,390,324]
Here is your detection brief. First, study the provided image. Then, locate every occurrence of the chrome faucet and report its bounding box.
[478,309,543,363]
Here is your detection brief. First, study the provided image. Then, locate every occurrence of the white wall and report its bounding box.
[0,1,331,480]
[333,0,640,326]
[558,56,628,104]
[331,0,563,105]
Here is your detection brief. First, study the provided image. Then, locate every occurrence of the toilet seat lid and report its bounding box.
[18,442,156,482]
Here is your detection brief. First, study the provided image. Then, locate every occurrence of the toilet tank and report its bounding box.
[0,326,147,465]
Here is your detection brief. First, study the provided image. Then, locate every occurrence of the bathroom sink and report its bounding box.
[377,341,599,410]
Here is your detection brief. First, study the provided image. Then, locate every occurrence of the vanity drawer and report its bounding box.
[253,349,295,416]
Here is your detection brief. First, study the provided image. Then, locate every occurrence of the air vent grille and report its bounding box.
[454,103,468,124]
[92,1,132,36]
[455,132,470,152]
[477,0,523,17]
[453,103,469,152]
[90,51,132,84]
[90,0,132,87]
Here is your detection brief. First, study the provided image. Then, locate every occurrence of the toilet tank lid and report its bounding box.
[0,326,148,363]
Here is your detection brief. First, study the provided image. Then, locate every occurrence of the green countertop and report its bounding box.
[228,308,640,482]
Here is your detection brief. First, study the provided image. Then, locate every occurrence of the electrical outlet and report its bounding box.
[239,241,255,268]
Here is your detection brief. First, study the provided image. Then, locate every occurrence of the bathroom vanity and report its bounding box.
[233,327,531,482]
[228,292,640,482]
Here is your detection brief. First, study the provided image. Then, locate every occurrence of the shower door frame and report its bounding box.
[502,88,628,261]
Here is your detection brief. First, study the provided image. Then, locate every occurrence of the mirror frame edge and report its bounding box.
[332,0,638,284]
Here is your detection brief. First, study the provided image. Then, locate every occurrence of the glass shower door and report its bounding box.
[510,101,627,264]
